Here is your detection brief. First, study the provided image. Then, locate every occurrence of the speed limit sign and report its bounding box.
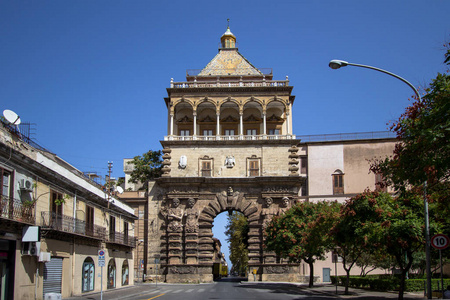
[431,234,449,250]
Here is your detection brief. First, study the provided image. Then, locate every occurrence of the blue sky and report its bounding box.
[1,0,449,267]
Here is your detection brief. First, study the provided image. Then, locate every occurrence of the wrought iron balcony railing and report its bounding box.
[0,196,35,224]
[107,231,136,247]
[41,211,106,240]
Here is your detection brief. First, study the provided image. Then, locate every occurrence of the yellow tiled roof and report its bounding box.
[198,49,263,76]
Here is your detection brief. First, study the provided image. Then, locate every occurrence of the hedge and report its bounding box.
[331,275,450,292]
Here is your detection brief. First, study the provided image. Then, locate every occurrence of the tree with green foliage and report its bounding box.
[370,43,450,233]
[337,191,440,300]
[371,43,449,191]
[225,211,249,277]
[127,150,162,190]
[332,191,383,294]
[356,250,394,277]
[265,201,340,287]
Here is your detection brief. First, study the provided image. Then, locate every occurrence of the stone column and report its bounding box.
[239,112,244,136]
[263,112,267,136]
[170,114,174,136]
[247,222,262,281]
[216,113,220,137]
[193,112,197,137]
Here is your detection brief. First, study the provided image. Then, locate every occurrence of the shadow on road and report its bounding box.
[236,283,423,299]
[216,276,248,283]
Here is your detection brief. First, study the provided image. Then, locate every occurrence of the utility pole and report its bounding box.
[107,161,113,208]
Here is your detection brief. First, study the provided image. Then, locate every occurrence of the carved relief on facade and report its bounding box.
[261,197,277,228]
[216,186,242,210]
[169,266,197,274]
[265,266,290,274]
[263,186,291,193]
[167,198,183,232]
[184,198,199,233]
[277,197,291,215]
[224,156,235,168]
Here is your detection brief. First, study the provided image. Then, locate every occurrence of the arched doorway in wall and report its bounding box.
[107,259,116,289]
[122,260,129,286]
[82,257,95,292]
[160,181,303,283]
[212,210,249,280]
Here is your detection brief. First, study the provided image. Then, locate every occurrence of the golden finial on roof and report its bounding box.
[221,19,236,49]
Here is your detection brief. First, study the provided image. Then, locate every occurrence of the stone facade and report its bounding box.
[122,26,397,283]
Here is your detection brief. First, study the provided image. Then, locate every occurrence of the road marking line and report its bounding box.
[172,289,182,293]
[186,289,194,292]
[147,293,165,300]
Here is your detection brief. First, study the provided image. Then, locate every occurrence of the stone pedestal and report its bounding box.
[168,232,182,264]
[185,232,198,264]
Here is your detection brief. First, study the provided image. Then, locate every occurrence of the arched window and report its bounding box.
[107,259,116,289]
[82,257,95,292]
[122,260,129,286]
[332,169,344,195]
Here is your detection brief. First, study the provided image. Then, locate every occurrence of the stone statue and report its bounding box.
[167,198,183,232]
[184,198,198,233]
[278,197,291,215]
[261,197,277,228]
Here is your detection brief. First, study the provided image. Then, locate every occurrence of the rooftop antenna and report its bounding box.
[3,109,22,138]
[107,161,113,207]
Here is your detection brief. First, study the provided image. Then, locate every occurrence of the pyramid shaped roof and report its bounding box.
[198,49,263,77]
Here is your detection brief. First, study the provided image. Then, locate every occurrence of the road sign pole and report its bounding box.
[440,249,443,299]
[100,265,103,300]
[98,249,106,300]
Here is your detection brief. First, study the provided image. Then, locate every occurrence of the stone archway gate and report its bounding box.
[152,176,305,283]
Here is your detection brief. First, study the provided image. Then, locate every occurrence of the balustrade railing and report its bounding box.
[41,211,106,240]
[165,131,396,142]
[165,134,296,141]
[170,80,289,89]
[0,196,35,224]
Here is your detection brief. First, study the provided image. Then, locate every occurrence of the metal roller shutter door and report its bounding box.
[43,257,62,295]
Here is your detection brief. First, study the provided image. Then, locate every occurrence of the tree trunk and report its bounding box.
[308,261,314,288]
[345,268,351,295]
[397,269,406,300]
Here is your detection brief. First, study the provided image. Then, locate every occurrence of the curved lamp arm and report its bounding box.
[329,59,421,101]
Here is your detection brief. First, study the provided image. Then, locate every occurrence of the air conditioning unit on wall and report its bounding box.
[21,241,41,256]
[19,179,33,192]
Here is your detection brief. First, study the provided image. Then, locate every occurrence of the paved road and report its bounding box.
[64,278,426,300]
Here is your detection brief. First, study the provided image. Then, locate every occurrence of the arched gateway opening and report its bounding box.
[157,183,303,283]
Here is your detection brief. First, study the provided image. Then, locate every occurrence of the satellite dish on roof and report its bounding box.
[116,186,124,194]
[3,109,21,125]
[3,109,22,138]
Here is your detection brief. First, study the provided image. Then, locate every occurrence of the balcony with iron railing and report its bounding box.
[107,231,136,247]
[41,211,106,240]
[0,196,35,225]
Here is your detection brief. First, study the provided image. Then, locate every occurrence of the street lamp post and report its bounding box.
[328,59,432,299]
